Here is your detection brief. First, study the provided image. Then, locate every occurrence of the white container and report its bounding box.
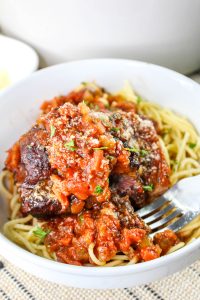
[0,0,200,74]
[0,34,39,89]
[0,59,200,289]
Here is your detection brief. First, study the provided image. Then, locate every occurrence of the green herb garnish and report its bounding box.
[188,143,196,149]
[64,140,76,151]
[124,147,139,153]
[143,184,154,192]
[106,155,114,160]
[33,227,50,240]
[136,95,142,104]
[98,115,107,121]
[82,100,88,105]
[79,214,84,224]
[140,149,149,157]
[105,103,110,108]
[94,104,100,110]
[125,147,149,157]
[95,185,103,194]
[111,127,120,132]
[89,103,100,110]
[50,125,56,138]
[93,146,108,150]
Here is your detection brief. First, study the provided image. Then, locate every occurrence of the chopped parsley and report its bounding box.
[95,185,103,194]
[93,146,108,150]
[143,184,154,192]
[79,214,84,224]
[50,125,56,138]
[125,147,149,157]
[94,104,100,110]
[82,100,88,105]
[124,147,139,153]
[98,115,110,126]
[64,140,77,151]
[106,155,114,160]
[136,95,142,104]
[89,103,94,109]
[105,103,110,108]
[89,103,99,110]
[111,127,120,132]
[33,227,50,240]
[188,143,196,149]
[140,149,149,157]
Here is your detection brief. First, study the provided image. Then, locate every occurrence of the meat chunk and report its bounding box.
[20,180,63,217]
[111,174,146,209]
[6,126,58,217]
[133,115,170,198]
[109,111,170,202]
[20,128,50,185]
[6,126,50,185]
[110,192,149,231]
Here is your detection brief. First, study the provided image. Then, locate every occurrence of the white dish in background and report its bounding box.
[0,34,39,89]
[0,59,199,289]
[0,0,200,74]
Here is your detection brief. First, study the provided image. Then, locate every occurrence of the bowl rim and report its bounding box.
[0,58,200,97]
[0,58,199,276]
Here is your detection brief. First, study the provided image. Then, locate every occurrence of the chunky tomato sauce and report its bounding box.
[44,202,165,265]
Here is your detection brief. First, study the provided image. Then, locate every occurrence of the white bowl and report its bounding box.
[1,0,200,74]
[0,34,39,89]
[0,59,199,289]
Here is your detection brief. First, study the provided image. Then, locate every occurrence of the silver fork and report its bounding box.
[137,175,200,235]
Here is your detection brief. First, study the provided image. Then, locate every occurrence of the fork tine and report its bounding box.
[150,209,182,231]
[137,196,167,218]
[167,211,198,232]
[143,203,176,224]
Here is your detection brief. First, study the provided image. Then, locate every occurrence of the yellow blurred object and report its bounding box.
[0,70,10,90]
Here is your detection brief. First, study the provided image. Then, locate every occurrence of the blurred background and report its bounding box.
[0,0,200,74]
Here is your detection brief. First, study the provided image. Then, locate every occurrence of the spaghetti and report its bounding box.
[1,82,200,266]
